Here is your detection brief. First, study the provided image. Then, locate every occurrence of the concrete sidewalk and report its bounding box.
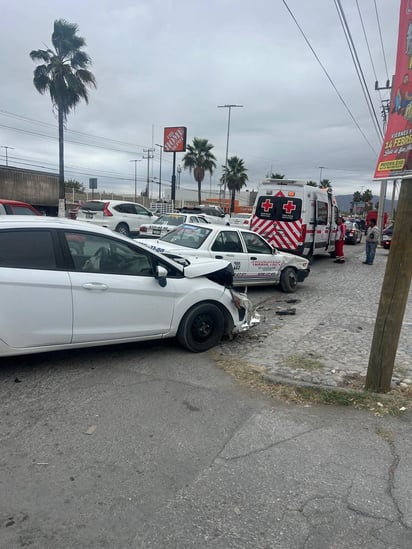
[219,243,412,391]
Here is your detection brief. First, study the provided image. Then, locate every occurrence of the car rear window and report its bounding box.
[80,202,104,212]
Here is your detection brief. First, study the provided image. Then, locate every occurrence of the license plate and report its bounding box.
[86,213,93,219]
[152,228,161,235]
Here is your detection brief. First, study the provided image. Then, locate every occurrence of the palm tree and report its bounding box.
[30,19,96,211]
[361,189,374,211]
[182,137,216,204]
[220,156,248,214]
[352,191,362,215]
[267,172,285,179]
[319,179,332,189]
[306,180,318,187]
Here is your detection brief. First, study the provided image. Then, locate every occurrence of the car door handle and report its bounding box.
[215,255,223,259]
[250,257,257,260]
[82,283,108,291]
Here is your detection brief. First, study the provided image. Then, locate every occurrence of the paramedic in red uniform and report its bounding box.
[334,217,346,263]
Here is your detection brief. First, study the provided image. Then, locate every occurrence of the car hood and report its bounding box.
[135,238,232,279]
[277,250,309,269]
[182,256,232,278]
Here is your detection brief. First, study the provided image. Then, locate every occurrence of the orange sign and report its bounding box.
[374,0,412,179]
[163,127,187,152]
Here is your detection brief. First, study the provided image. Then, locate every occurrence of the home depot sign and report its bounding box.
[163,127,187,152]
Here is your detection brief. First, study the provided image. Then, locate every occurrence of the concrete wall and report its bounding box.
[0,166,59,208]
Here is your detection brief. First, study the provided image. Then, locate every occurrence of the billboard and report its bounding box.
[374,0,412,179]
[163,127,187,152]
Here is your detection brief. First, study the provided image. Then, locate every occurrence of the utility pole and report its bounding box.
[365,179,412,392]
[218,104,243,209]
[143,148,155,198]
[155,144,163,200]
[130,159,142,202]
[1,145,14,166]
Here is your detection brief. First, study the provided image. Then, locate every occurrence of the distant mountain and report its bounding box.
[336,195,396,214]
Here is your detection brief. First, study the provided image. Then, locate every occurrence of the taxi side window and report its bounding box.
[211,231,243,253]
[241,232,272,254]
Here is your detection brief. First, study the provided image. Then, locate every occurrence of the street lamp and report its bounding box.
[218,105,243,209]
[177,164,181,190]
[1,145,14,166]
[130,159,142,202]
[155,144,164,200]
[319,166,326,186]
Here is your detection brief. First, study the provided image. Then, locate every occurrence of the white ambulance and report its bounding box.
[250,179,339,259]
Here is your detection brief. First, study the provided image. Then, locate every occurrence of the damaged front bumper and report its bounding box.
[229,288,261,333]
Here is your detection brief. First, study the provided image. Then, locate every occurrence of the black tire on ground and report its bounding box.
[177,303,225,352]
[280,267,298,293]
[115,223,130,236]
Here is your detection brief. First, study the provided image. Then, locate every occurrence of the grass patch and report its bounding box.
[211,353,412,417]
[282,352,325,371]
[376,427,393,442]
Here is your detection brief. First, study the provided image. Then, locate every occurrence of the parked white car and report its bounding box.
[0,217,258,356]
[139,212,209,238]
[229,213,252,227]
[76,200,156,236]
[179,205,230,225]
[137,223,310,292]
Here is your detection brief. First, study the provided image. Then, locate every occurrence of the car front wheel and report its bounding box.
[177,303,225,352]
[280,267,298,293]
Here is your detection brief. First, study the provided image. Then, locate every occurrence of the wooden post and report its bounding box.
[365,179,412,392]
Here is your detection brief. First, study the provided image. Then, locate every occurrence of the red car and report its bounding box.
[0,198,41,215]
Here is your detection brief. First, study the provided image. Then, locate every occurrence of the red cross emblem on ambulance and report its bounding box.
[261,199,273,213]
[282,200,296,215]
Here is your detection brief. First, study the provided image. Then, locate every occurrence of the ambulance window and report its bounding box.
[275,197,302,222]
[256,196,276,220]
[316,202,328,225]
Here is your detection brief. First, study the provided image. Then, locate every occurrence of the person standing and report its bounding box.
[334,216,346,263]
[364,218,380,265]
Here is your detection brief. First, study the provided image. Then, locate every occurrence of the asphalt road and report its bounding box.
[1,243,411,548]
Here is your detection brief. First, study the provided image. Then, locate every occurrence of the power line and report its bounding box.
[374,0,390,82]
[355,0,384,104]
[281,0,378,156]
[334,0,384,142]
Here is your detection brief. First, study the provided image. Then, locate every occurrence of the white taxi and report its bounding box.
[139,212,209,238]
[136,224,310,292]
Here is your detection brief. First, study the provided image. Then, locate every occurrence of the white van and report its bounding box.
[250,179,339,259]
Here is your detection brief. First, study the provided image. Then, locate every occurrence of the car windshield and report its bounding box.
[161,224,212,249]
[155,214,186,226]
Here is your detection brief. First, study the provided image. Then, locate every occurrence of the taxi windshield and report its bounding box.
[161,224,212,249]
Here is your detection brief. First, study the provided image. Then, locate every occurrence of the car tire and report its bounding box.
[280,267,298,293]
[115,223,130,236]
[177,303,225,352]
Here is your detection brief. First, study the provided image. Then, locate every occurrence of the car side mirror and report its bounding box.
[156,265,168,287]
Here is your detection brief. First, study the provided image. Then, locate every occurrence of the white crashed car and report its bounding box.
[136,223,310,292]
[0,216,259,356]
[139,212,209,238]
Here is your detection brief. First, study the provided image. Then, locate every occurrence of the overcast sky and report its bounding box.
[0,0,400,197]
